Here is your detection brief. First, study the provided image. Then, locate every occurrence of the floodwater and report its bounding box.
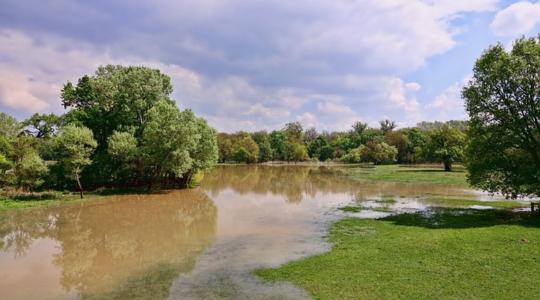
[0,165,501,299]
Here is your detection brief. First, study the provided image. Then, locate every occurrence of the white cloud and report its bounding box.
[0,70,52,111]
[296,112,318,128]
[426,75,470,120]
[0,0,498,130]
[491,1,540,37]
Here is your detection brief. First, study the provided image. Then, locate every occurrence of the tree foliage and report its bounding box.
[55,125,97,197]
[463,37,540,198]
[0,65,218,194]
[422,126,466,171]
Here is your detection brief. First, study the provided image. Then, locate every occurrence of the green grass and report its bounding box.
[0,187,171,212]
[345,164,469,186]
[0,190,107,212]
[256,209,540,299]
[0,194,90,211]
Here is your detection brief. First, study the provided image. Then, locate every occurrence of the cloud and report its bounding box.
[0,70,52,112]
[490,1,540,37]
[0,1,497,131]
[426,75,471,121]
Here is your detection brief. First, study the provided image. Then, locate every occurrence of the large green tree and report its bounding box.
[463,37,540,198]
[60,65,217,189]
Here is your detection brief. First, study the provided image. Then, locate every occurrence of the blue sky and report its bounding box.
[0,0,538,132]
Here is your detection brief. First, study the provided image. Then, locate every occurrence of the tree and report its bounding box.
[308,136,332,161]
[283,122,304,143]
[61,65,175,186]
[56,125,97,198]
[352,121,368,136]
[463,37,540,198]
[422,126,466,171]
[283,141,309,162]
[217,133,234,163]
[0,112,20,137]
[107,130,139,184]
[251,131,273,162]
[269,130,287,160]
[141,102,199,185]
[379,119,396,134]
[190,118,218,173]
[15,151,48,192]
[303,127,318,144]
[8,135,48,191]
[235,135,259,163]
[0,153,12,185]
[401,128,427,163]
[384,131,408,163]
[233,147,250,163]
[22,113,62,138]
[61,65,174,144]
[340,147,362,163]
[359,141,397,165]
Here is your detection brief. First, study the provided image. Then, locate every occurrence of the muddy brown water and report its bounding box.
[0,165,497,299]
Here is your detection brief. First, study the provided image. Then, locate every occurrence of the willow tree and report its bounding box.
[463,37,540,198]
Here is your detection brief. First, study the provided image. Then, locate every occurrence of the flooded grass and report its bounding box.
[256,210,540,299]
[345,164,469,186]
[423,196,528,209]
[0,192,92,211]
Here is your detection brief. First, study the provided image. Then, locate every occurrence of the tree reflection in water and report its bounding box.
[0,190,217,299]
[201,165,469,205]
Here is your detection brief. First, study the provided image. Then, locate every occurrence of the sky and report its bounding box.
[0,0,538,132]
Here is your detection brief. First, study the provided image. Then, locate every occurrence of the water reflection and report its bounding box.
[202,165,473,204]
[0,190,216,299]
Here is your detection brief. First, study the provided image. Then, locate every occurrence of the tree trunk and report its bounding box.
[443,160,452,172]
[75,172,84,199]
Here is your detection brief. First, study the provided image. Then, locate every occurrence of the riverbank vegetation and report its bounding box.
[0,65,218,200]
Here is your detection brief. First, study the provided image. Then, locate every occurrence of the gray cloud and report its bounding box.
[0,0,498,131]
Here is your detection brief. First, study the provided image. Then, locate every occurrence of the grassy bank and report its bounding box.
[256,209,540,299]
[345,164,468,186]
[0,192,95,211]
[0,188,156,212]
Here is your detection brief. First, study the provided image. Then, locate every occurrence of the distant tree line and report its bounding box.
[0,65,218,197]
[217,119,468,172]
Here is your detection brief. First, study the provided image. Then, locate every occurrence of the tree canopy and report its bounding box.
[0,65,218,194]
[463,37,540,198]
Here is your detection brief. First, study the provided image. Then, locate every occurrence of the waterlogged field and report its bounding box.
[0,165,534,299]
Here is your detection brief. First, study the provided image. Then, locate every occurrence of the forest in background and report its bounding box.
[217,119,467,172]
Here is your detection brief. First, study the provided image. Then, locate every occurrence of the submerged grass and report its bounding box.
[0,186,173,211]
[0,192,94,211]
[423,196,528,209]
[345,164,469,186]
[256,209,540,299]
